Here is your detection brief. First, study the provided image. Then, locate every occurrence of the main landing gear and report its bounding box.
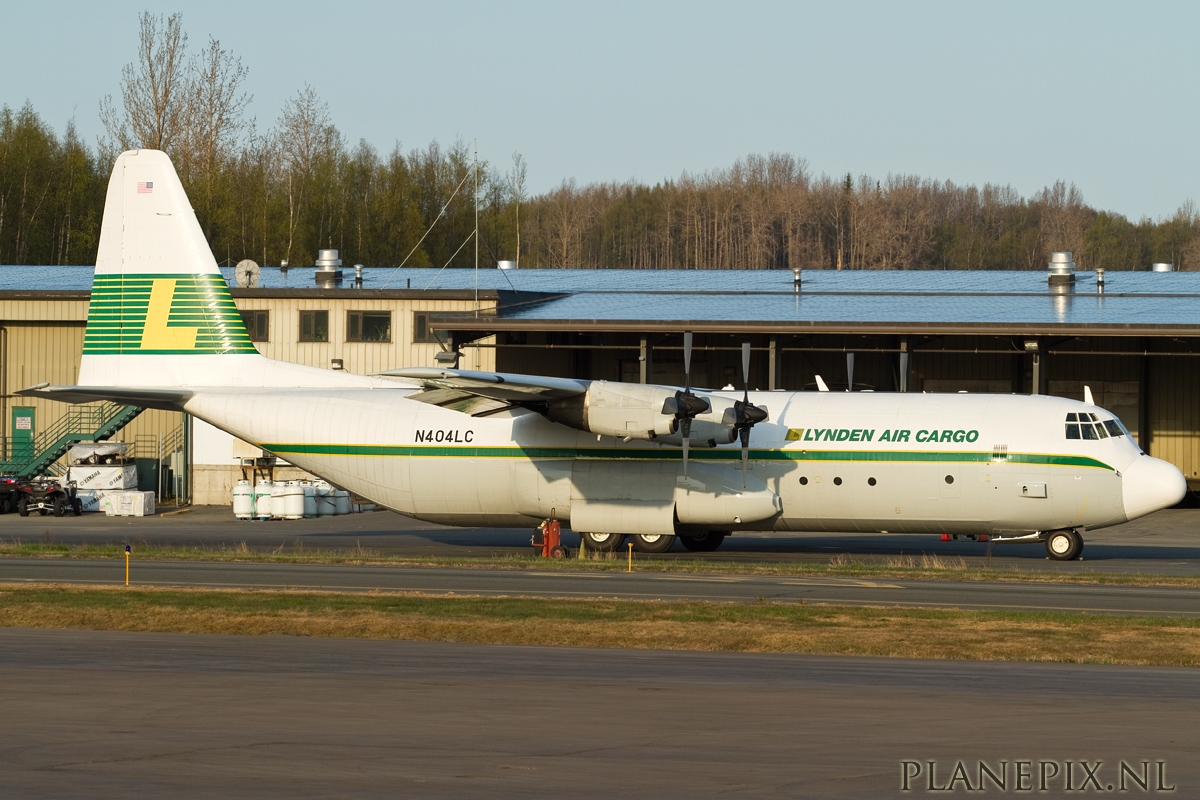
[1045,529,1084,561]
[578,531,732,554]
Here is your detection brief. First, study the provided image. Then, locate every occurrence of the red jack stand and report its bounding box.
[532,509,568,558]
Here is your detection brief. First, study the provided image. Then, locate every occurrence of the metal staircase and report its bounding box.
[1,403,144,478]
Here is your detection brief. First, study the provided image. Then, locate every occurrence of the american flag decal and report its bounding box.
[137,181,154,194]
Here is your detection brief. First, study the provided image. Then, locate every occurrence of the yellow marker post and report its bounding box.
[627,541,633,572]
[125,544,130,586]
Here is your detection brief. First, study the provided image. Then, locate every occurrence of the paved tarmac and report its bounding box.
[1,628,1195,799]
[4,558,1200,616]
[5,505,1200,574]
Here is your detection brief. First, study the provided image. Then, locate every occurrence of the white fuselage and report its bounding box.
[181,387,1175,536]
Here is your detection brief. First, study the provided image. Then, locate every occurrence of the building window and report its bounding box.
[299,310,329,342]
[347,310,391,342]
[413,312,441,343]
[240,310,269,342]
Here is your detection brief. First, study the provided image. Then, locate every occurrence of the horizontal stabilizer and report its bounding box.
[17,384,192,411]
[377,368,588,401]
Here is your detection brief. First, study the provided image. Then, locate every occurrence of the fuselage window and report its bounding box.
[1081,423,1099,440]
[1066,423,1081,439]
[1103,419,1124,437]
[799,476,808,485]
[1066,413,1078,422]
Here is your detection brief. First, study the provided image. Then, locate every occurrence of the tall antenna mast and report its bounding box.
[474,138,479,318]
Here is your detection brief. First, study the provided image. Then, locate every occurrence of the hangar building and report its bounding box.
[2,256,1199,504]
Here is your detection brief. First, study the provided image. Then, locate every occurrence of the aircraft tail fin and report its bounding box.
[77,150,377,391]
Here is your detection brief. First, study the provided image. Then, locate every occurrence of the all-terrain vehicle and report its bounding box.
[15,477,83,517]
[0,476,19,514]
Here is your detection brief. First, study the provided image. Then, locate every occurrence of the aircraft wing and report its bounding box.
[376,368,588,402]
[17,384,192,411]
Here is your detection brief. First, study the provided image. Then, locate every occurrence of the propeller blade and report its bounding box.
[683,331,693,392]
[846,352,855,392]
[681,416,691,475]
[741,341,751,397]
[740,425,750,487]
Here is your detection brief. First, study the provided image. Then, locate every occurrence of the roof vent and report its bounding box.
[1152,262,1173,272]
[315,249,343,288]
[1047,251,1075,287]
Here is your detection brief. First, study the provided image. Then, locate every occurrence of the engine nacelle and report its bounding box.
[546,381,679,440]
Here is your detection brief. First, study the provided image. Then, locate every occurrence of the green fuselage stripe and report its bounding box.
[258,443,1114,471]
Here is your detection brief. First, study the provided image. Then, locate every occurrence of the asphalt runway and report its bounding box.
[5,505,1200,574]
[1,628,1195,799]
[4,558,1200,616]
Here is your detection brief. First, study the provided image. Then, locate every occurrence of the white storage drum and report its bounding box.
[301,482,317,518]
[277,481,304,520]
[314,481,336,516]
[334,490,351,516]
[233,480,254,520]
[254,481,274,520]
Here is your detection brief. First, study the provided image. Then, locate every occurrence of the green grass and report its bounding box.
[2,584,1198,666]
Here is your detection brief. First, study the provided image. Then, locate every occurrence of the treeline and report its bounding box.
[2,12,1198,272]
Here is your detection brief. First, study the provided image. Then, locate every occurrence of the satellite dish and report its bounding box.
[235,259,261,288]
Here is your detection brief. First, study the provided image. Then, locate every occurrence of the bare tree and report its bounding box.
[276,84,338,264]
[509,152,527,267]
[185,35,251,234]
[100,12,190,154]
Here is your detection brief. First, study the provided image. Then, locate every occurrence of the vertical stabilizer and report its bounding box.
[78,150,379,390]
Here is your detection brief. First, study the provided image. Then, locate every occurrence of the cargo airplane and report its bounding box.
[20,150,1188,560]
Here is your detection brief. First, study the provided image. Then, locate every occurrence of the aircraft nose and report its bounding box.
[1122,455,1187,521]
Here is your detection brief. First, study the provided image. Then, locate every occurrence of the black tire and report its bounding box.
[679,531,728,552]
[631,533,676,553]
[549,545,568,559]
[581,531,625,552]
[72,499,83,517]
[53,497,67,517]
[1046,529,1082,561]
[18,498,29,517]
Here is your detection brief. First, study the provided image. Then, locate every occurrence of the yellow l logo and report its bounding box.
[140,279,199,350]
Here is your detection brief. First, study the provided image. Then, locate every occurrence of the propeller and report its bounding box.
[661,331,709,475]
[723,341,769,486]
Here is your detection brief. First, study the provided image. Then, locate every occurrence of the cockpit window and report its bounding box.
[1066,412,1126,439]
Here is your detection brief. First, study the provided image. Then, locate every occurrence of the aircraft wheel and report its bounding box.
[581,531,625,552]
[679,531,727,552]
[632,533,676,553]
[1046,529,1082,561]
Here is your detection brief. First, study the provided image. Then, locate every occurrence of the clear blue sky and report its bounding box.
[4,1,1196,220]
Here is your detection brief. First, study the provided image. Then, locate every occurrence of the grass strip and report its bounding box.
[1,584,1198,667]
[2,540,1198,588]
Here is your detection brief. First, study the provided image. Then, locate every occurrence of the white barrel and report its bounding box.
[314,481,336,516]
[334,490,351,516]
[232,480,254,520]
[276,481,304,520]
[302,482,317,518]
[254,481,274,520]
